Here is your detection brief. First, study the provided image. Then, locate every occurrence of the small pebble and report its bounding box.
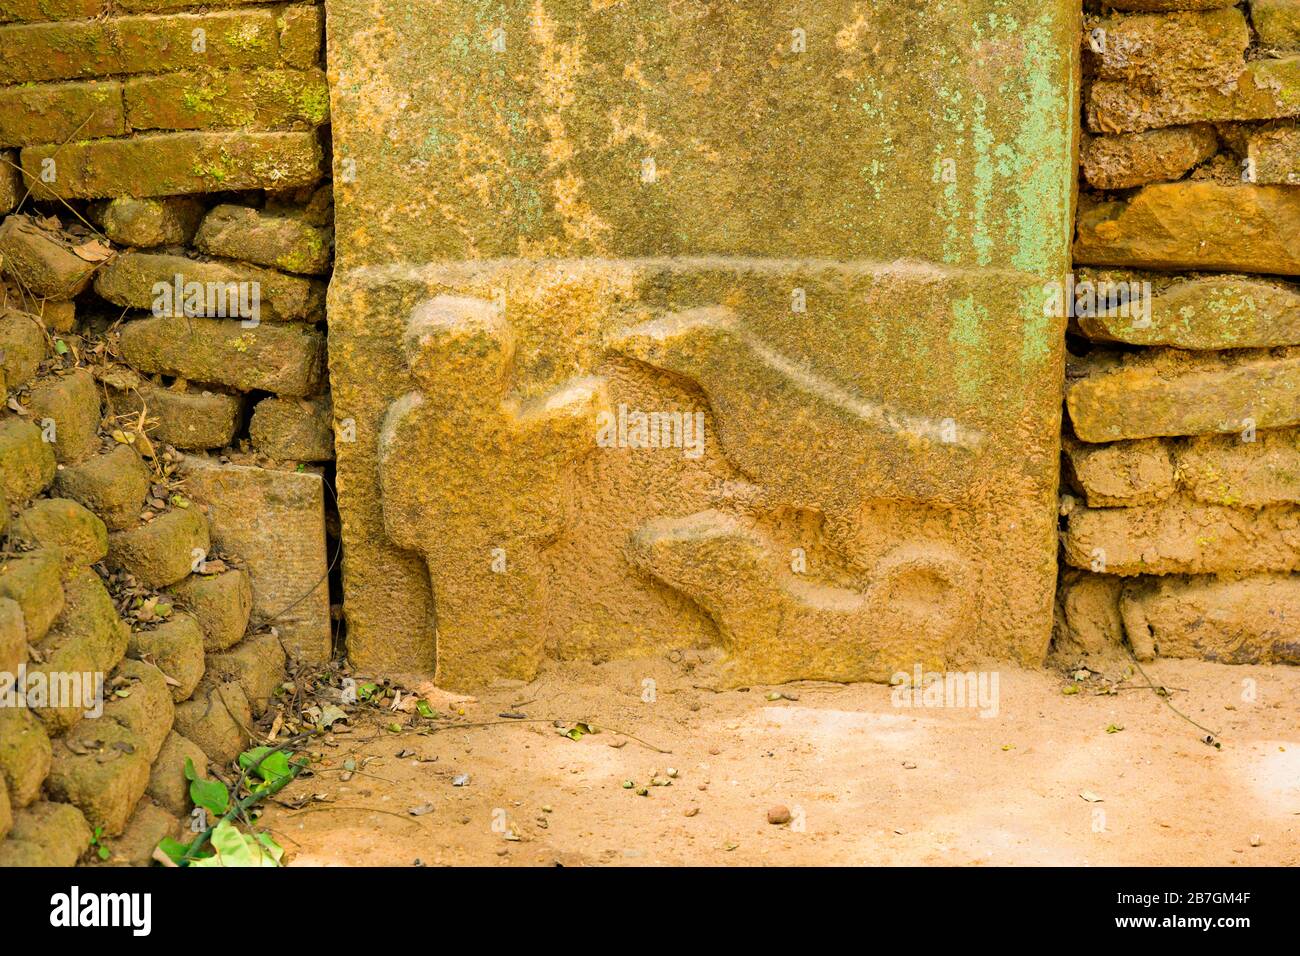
[767,805,791,825]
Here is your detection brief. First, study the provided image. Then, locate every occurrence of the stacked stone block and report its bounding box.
[93,194,334,453]
[0,304,184,864]
[0,0,339,735]
[1061,0,1300,665]
[0,218,300,867]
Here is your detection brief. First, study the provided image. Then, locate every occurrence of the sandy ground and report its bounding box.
[260,657,1300,866]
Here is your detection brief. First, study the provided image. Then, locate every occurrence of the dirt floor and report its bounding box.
[260,657,1300,866]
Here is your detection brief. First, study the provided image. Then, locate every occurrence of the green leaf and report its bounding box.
[156,837,191,865]
[208,820,261,867]
[415,700,436,719]
[186,758,230,815]
[254,830,285,865]
[238,747,294,787]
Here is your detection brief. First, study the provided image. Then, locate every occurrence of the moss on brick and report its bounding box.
[19,130,322,199]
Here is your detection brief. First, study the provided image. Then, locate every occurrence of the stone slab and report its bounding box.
[324,0,1079,686]
[179,457,330,661]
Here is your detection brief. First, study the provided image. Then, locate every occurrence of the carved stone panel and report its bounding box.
[324,1,1079,688]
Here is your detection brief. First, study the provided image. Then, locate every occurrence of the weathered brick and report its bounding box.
[0,215,97,298]
[1075,183,1300,275]
[1176,429,1300,507]
[0,148,19,213]
[0,779,11,842]
[34,299,75,333]
[103,797,179,866]
[28,567,130,735]
[1066,349,1300,442]
[0,0,101,22]
[146,729,207,817]
[1063,498,1300,576]
[10,498,108,566]
[1253,0,1300,50]
[172,679,250,765]
[0,549,62,644]
[0,802,89,867]
[118,316,325,397]
[1073,272,1300,350]
[265,181,331,225]
[20,130,323,200]
[41,568,129,676]
[181,458,330,660]
[194,204,332,275]
[204,631,284,716]
[1088,58,1300,133]
[168,568,251,651]
[114,0,264,11]
[107,507,210,588]
[1123,573,1300,663]
[1089,9,1248,89]
[0,417,56,504]
[279,5,323,69]
[54,444,151,531]
[26,367,101,462]
[0,595,24,676]
[105,658,174,761]
[1241,123,1300,185]
[1063,436,1176,507]
[249,394,334,460]
[1080,126,1217,190]
[0,707,49,808]
[99,196,204,248]
[108,379,243,451]
[128,611,205,701]
[126,68,329,131]
[0,11,280,85]
[46,719,151,836]
[0,80,124,149]
[0,308,45,391]
[96,250,326,322]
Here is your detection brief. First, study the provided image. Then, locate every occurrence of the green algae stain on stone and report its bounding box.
[949,294,991,402]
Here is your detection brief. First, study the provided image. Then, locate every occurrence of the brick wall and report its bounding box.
[0,2,327,199]
[0,0,333,865]
[1059,0,1300,665]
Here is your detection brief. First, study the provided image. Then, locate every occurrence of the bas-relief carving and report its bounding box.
[378,278,988,688]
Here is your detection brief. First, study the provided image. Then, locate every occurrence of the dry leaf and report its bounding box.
[72,240,113,263]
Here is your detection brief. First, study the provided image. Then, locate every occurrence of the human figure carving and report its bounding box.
[378,295,610,688]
